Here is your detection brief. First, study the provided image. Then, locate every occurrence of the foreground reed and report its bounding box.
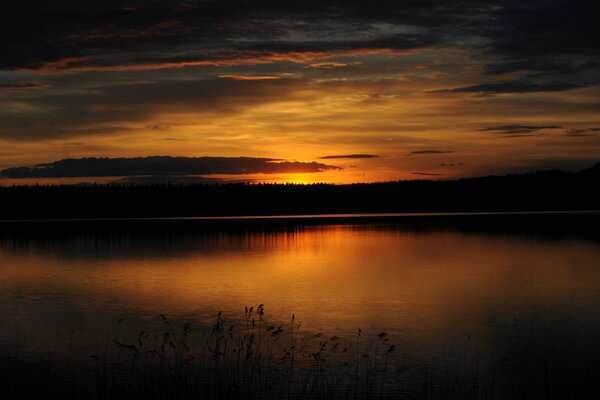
[94,306,399,400]
[2,305,600,400]
[1,306,402,400]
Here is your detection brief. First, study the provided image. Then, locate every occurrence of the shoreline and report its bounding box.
[1,210,599,236]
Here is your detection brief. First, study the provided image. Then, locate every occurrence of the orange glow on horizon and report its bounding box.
[1,50,598,184]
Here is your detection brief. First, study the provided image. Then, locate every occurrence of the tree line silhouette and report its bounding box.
[0,163,598,220]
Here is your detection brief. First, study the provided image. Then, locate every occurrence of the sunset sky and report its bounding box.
[1,0,598,184]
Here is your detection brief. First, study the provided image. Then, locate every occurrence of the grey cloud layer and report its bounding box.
[0,1,435,71]
[0,156,341,178]
[1,0,597,78]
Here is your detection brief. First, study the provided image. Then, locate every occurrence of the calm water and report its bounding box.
[1,217,600,395]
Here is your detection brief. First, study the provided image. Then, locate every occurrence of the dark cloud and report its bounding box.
[482,125,563,135]
[478,1,600,75]
[484,59,596,77]
[231,35,435,55]
[319,154,378,159]
[1,0,596,81]
[501,134,542,138]
[0,1,437,72]
[408,150,455,155]
[431,81,583,94]
[0,2,596,139]
[0,81,50,91]
[0,156,341,178]
[149,124,169,130]
[565,128,600,137]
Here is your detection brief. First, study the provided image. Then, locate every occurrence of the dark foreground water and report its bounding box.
[1,214,599,399]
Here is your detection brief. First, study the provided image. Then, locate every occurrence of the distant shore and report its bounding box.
[1,164,598,222]
[1,211,599,240]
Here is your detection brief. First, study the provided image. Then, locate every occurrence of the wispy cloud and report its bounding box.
[308,62,349,69]
[0,81,51,91]
[431,81,582,94]
[482,124,563,132]
[319,154,378,159]
[408,150,455,155]
[440,163,464,167]
[565,128,600,137]
[482,124,562,136]
[218,74,285,80]
[0,77,304,140]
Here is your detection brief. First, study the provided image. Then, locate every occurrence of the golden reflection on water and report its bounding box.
[1,225,599,353]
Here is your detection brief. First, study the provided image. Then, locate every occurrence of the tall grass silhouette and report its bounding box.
[2,305,600,399]
[91,306,399,400]
[0,306,399,399]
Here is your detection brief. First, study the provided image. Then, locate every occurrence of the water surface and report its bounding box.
[1,217,599,394]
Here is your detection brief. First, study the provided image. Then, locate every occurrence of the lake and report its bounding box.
[1,213,599,399]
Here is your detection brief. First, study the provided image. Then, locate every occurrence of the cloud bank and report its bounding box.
[0,156,341,178]
[1,0,597,80]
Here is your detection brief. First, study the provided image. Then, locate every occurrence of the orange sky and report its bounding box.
[1,2,598,184]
